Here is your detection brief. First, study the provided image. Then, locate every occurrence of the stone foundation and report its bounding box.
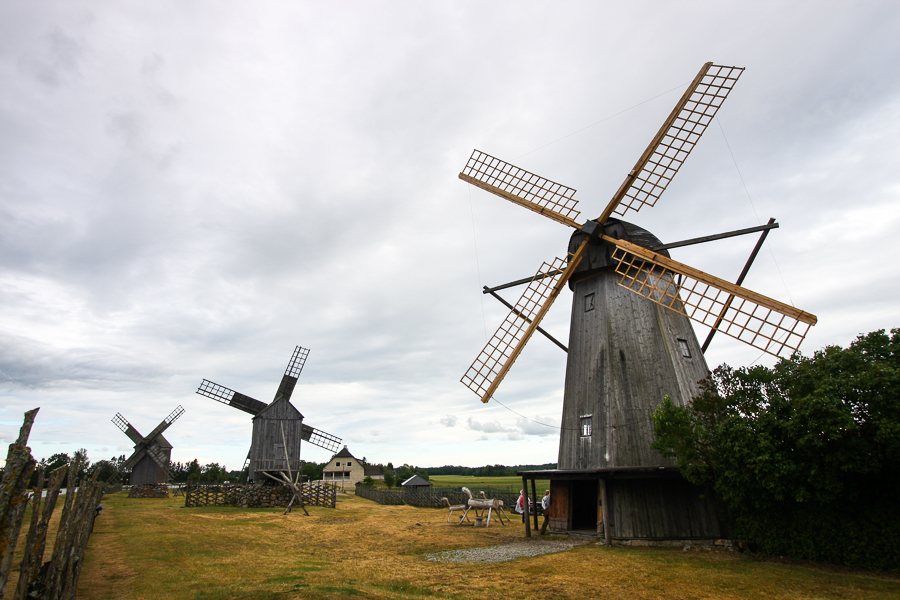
[235,484,294,508]
[612,538,741,550]
[128,484,169,498]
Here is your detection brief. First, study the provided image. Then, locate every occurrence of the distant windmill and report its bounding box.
[196,346,341,483]
[112,406,184,486]
[459,62,818,540]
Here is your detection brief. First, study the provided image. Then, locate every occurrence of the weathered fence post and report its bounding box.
[0,408,39,597]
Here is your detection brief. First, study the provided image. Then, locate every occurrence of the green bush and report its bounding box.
[652,329,900,571]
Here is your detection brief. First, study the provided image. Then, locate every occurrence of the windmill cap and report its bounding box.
[567,219,669,288]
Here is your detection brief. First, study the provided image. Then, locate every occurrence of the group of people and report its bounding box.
[515,489,550,522]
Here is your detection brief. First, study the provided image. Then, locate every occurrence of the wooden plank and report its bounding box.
[522,476,531,538]
[599,478,610,545]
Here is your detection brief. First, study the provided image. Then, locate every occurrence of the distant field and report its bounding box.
[428,474,549,491]
[68,491,900,600]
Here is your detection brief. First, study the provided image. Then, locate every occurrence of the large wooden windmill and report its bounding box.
[112,405,184,486]
[196,346,341,483]
[459,63,817,541]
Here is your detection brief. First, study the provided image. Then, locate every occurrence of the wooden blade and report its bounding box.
[459,150,581,228]
[461,239,590,403]
[599,63,745,223]
[275,346,310,401]
[196,380,268,415]
[143,405,185,442]
[605,235,816,358]
[300,424,342,453]
[111,413,144,445]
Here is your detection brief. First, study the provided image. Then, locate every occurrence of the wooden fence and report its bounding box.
[0,408,107,600]
[184,482,336,509]
[354,484,520,510]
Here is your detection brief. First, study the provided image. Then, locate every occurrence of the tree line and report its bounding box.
[29,452,559,487]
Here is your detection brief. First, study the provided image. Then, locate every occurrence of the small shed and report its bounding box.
[400,474,432,490]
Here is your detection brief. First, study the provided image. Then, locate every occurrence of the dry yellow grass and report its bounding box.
[67,491,900,600]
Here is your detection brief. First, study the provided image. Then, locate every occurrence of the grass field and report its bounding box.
[427,475,549,491]
[51,489,900,600]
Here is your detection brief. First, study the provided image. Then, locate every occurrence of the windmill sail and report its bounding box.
[459,150,581,228]
[143,405,184,441]
[197,380,268,415]
[274,346,310,401]
[461,240,590,403]
[300,424,342,453]
[607,236,816,358]
[111,413,144,445]
[599,63,745,222]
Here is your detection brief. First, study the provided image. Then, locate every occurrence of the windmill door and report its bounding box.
[570,478,601,534]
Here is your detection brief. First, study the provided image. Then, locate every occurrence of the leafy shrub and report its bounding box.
[652,329,900,571]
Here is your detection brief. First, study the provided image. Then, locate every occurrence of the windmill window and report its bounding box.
[347,461,352,466]
[336,462,341,466]
[584,293,595,312]
[580,416,592,437]
[677,338,691,358]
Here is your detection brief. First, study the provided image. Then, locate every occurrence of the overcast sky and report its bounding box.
[1,1,898,471]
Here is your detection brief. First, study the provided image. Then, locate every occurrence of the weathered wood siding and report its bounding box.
[548,480,570,532]
[559,223,710,470]
[130,446,171,486]
[607,478,722,540]
[249,397,304,478]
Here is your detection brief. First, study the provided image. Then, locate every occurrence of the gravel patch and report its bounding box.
[425,541,578,564]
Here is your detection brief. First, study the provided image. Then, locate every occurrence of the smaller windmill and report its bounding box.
[196,346,341,484]
[112,405,184,486]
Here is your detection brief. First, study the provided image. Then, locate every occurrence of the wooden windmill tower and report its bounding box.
[459,63,817,541]
[112,405,184,486]
[196,346,341,483]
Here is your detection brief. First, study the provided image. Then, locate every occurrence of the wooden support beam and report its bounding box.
[599,478,610,546]
[483,287,568,353]
[653,221,778,251]
[483,269,565,294]
[522,475,531,538]
[702,218,777,353]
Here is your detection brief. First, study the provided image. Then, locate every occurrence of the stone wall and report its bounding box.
[128,484,169,498]
[235,484,294,508]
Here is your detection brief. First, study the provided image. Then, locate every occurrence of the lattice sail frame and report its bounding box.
[604,64,745,220]
[461,256,572,400]
[285,346,310,378]
[460,150,581,228]
[197,379,238,404]
[301,424,342,454]
[608,237,816,358]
